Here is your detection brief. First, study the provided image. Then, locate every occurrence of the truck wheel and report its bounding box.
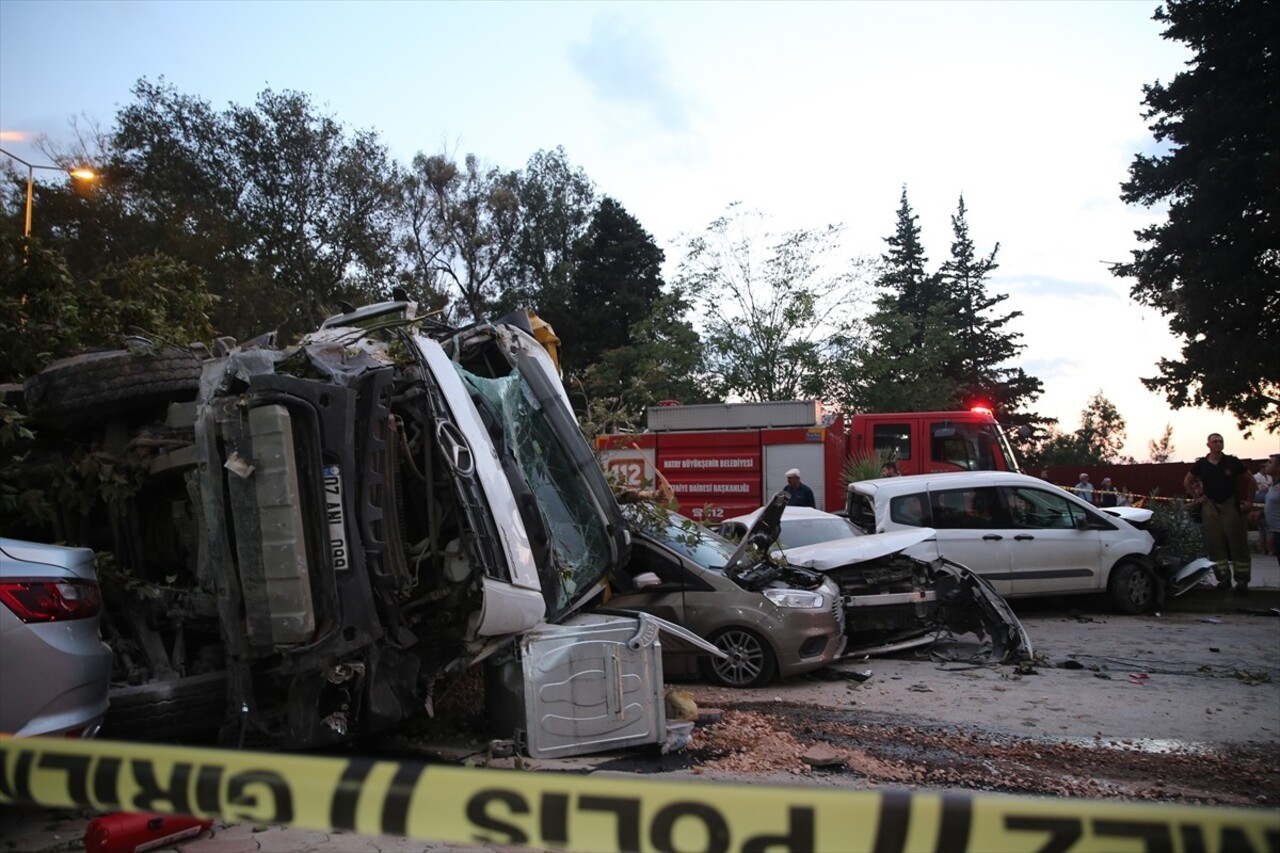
[23,347,201,431]
[700,627,777,688]
[102,672,227,742]
[1108,561,1155,614]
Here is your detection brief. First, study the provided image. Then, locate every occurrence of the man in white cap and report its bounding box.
[1076,473,1094,505]
[783,469,816,508]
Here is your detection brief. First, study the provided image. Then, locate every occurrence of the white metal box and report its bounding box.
[646,400,820,432]
[518,612,666,758]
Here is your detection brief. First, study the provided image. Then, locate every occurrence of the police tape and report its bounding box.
[3,737,1278,853]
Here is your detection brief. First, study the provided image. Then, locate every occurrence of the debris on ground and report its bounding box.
[686,701,1278,806]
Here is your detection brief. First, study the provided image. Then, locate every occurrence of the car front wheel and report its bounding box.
[1108,561,1155,614]
[700,627,777,688]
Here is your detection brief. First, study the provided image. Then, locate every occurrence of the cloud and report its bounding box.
[999,274,1126,302]
[567,11,694,136]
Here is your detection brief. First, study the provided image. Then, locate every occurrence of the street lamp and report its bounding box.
[0,146,98,238]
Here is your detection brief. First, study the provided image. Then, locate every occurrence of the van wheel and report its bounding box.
[23,347,201,432]
[1109,561,1155,614]
[700,628,777,688]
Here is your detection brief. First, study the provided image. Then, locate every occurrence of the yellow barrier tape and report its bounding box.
[2,736,1277,852]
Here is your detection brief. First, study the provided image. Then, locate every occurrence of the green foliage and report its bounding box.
[11,78,411,341]
[1147,496,1204,565]
[493,147,596,319]
[1114,0,1280,433]
[0,231,215,383]
[0,401,52,535]
[405,152,520,321]
[842,452,889,488]
[675,203,870,403]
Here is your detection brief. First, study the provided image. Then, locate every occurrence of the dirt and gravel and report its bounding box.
[617,601,1280,807]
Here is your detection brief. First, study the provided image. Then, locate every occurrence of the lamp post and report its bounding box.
[0,146,97,238]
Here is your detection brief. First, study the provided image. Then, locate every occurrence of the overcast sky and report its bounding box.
[2,0,1274,462]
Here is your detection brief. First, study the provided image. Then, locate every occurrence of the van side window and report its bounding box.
[889,493,930,526]
[873,424,911,461]
[1002,486,1078,530]
[928,487,1009,529]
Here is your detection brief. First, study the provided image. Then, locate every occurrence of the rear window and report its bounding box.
[845,492,877,533]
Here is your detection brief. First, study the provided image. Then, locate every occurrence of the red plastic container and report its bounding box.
[83,812,214,853]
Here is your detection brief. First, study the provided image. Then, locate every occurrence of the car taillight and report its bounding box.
[0,578,102,623]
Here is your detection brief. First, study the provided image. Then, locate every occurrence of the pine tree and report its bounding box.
[1115,0,1279,432]
[937,195,1043,415]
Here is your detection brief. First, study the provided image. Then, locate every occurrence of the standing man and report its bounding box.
[1265,454,1280,568]
[1098,477,1118,507]
[1185,433,1253,593]
[1075,473,1095,504]
[783,468,816,508]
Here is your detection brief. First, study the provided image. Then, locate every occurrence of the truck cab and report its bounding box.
[850,409,1022,476]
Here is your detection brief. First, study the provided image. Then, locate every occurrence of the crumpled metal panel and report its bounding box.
[519,613,665,758]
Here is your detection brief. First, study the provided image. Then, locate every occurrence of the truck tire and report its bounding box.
[102,671,227,743]
[23,347,201,431]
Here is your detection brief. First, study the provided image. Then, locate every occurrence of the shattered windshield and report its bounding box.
[458,368,611,611]
[641,514,738,572]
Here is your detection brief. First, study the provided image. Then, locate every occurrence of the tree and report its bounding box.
[565,197,666,371]
[1114,0,1280,433]
[0,223,215,384]
[1024,392,1133,468]
[404,152,520,321]
[847,189,1043,418]
[937,196,1043,415]
[494,147,595,317]
[1147,423,1176,463]
[1,79,412,342]
[566,199,707,421]
[674,204,868,403]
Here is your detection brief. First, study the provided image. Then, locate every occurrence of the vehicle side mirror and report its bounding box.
[633,572,662,589]
[1074,516,1089,531]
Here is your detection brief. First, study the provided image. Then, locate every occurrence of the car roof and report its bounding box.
[849,471,1048,497]
[723,506,846,526]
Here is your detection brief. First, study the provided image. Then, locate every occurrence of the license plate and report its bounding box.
[322,465,349,571]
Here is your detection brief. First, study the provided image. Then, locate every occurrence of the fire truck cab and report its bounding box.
[597,402,1021,521]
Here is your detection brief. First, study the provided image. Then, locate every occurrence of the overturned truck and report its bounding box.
[21,301,709,757]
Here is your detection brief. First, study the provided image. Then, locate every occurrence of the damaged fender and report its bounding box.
[931,560,1034,662]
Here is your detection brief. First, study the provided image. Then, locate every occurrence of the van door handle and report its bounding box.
[1014,534,1035,541]
[982,534,1003,541]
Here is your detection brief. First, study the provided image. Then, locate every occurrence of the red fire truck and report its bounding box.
[596,401,1022,520]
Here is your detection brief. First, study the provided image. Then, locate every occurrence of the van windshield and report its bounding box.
[459,369,613,613]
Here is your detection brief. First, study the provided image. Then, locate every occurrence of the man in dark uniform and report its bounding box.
[1184,433,1253,593]
[783,468,816,508]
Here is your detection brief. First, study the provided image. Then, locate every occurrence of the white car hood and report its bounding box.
[782,528,937,571]
[1100,506,1154,525]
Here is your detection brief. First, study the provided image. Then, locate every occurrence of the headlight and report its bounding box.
[763,588,826,609]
